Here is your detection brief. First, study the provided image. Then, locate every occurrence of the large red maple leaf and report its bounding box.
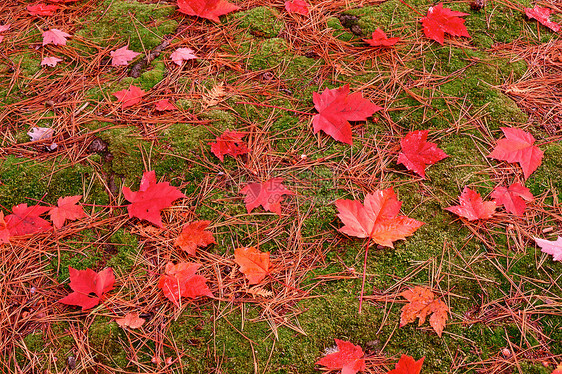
[208,130,249,162]
[59,267,115,310]
[387,354,425,374]
[488,127,543,180]
[335,188,424,248]
[6,204,51,236]
[316,339,365,374]
[177,0,240,23]
[157,262,213,305]
[490,183,534,216]
[241,178,294,215]
[445,187,496,221]
[421,3,470,45]
[312,84,382,144]
[123,171,186,227]
[397,130,448,178]
[49,195,87,229]
[525,6,560,32]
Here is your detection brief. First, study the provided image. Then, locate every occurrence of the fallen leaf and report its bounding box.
[170,47,198,65]
[41,56,63,67]
[208,130,249,162]
[488,127,544,180]
[234,247,270,284]
[177,0,240,22]
[445,187,496,221]
[400,286,449,337]
[123,171,186,227]
[241,178,294,215]
[552,363,562,374]
[397,130,448,178]
[491,183,534,216]
[316,339,366,374]
[42,28,71,46]
[28,3,60,16]
[0,212,10,244]
[312,84,382,144]
[421,3,470,45]
[363,28,400,47]
[158,262,213,305]
[6,204,51,236]
[335,188,424,248]
[116,312,145,329]
[112,85,146,109]
[49,195,87,229]
[525,6,560,32]
[154,99,176,111]
[284,0,309,16]
[110,45,140,66]
[0,24,10,32]
[387,354,425,374]
[534,236,562,262]
[59,267,115,310]
[175,220,216,256]
[27,127,57,150]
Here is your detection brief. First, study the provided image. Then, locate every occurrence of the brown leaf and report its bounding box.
[116,312,145,329]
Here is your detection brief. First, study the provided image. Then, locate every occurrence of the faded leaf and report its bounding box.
[399,286,449,337]
[116,312,145,329]
[42,29,71,46]
[175,220,216,256]
[49,195,86,229]
[234,247,270,285]
[241,178,294,215]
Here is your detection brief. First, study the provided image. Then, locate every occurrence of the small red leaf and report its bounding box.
[112,85,145,109]
[387,354,425,374]
[49,195,86,229]
[234,247,270,284]
[0,212,10,244]
[42,29,71,46]
[175,220,216,256]
[110,45,140,67]
[116,312,145,329]
[59,267,115,310]
[41,56,63,67]
[284,0,309,16]
[525,6,560,32]
[445,187,496,221]
[28,3,60,16]
[6,204,51,236]
[157,262,213,305]
[421,3,470,45]
[241,178,294,215]
[170,48,198,65]
[316,339,366,374]
[154,99,176,111]
[397,130,448,178]
[363,28,400,47]
[208,130,249,162]
[534,236,562,262]
[177,0,240,22]
[490,183,534,216]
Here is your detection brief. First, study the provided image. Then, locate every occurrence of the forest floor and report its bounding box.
[1,0,562,373]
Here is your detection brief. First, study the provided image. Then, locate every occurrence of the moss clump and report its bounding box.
[326,17,355,42]
[233,7,284,38]
[526,143,562,200]
[162,123,214,156]
[89,316,129,368]
[97,127,147,181]
[106,228,139,273]
[138,61,166,90]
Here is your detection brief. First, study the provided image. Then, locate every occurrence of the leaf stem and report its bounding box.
[396,0,423,16]
[235,101,313,116]
[358,235,373,314]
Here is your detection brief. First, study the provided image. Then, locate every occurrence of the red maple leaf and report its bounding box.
[421,3,470,45]
[28,3,60,16]
[59,267,115,310]
[110,45,140,67]
[491,183,534,216]
[175,220,216,255]
[115,312,145,329]
[157,262,213,305]
[112,85,145,109]
[316,339,366,374]
[488,127,544,180]
[42,28,71,46]
[177,0,240,23]
[234,247,270,284]
[525,6,560,32]
[363,28,400,47]
[241,178,294,215]
[154,99,176,111]
[312,84,382,144]
[335,188,424,248]
[6,204,51,236]
[387,354,425,374]
[123,171,186,227]
[553,364,562,374]
[49,195,87,229]
[534,236,562,262]
[445,187,496,221]
[397,130,448,178]
[208,130,249,162]
[284,0,309,16]
[399,286,449,337]
[0,212,10,244]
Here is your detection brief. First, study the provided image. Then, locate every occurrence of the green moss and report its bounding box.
[89,316,129,368]
[106,228,139,273]
[326,17,355,42]
[233,7,284,38]
[97,127,147,181]
[162,123,214,156]
[138,61,166,90]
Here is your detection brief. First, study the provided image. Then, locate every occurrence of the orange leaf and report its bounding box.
[116,312,145,329]
[234,247,270,285]
[399,286,449,337]
[175,220,216,256]
[49,195,86,229]
[387,354,425,374]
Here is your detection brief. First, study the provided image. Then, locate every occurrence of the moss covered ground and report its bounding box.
[1,0,561,372]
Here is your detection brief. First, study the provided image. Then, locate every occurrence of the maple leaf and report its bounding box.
[316,339,366,374]
[209,130,249,162]
[234,247,270,284]
[123,170,186,227]
[387,355,425,374]
[400,286,449,337]
[553,364,562,374]
[116,312,145,329]
[112,85,146,109]
[335,188,424,248]
[59,267,115,310]
[312,84,382,144]
[445,187,496,221]
[170,47,198,66]
[28,3,60,16]
[241,178,294,215]
[363,28,400,47]
[110,45,140,67]
[534,236,562,262]
[0,212,10,244]
[0,24,10,33]
[6,204,51,237]
[157,262,213,305]
[177,0,240,22]
[421,3,470,45]
[49,195,87,229]
[397,130,448,178]
[155,99,176,111]
[284,0,309,16]
[525,6,560,32]
[42,29,71,46]
[175,220,216,256]
[27,127,57,150]
[491,183,534,216]
[41,56,63,67]
[488,127,544,180]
